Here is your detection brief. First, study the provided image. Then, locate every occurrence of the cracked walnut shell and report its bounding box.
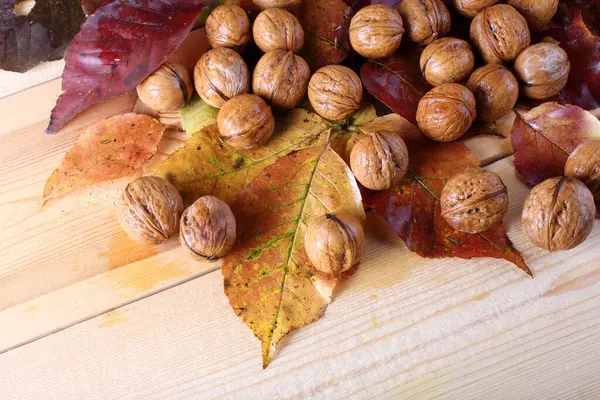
[349,5,404,59]
[253,8,304,53]
[420,38,475,86]
[136,63,193,113]
[217,94,275,149]
[467,64,519,122]
[205,5,251,50]
[507,0,558,32]
[308,65,363,120]
[522,177,596,251]
[441,168,508,234]
[454,0,500,18]
[397,0,451,46]
[514,43,570,100]
[565,140,600,202]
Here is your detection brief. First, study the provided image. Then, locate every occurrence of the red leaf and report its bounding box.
[364,140,532,277]
[511,102,600,186]
[81,0,114,15]
[46,0,204,134]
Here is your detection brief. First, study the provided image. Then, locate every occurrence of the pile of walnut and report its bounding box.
[119,0,597,275]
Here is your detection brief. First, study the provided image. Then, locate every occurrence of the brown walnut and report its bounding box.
[397,0,451,46]
[308,65,363,120]
[514,43,570,100]
[416,83,476,142]
[565,140,600,202]
[467,64,519,122]
[253,8,304,53]
[507,0,558,32]
[217,94,275,149]
[253,50,310,110]
[180,196,236,261]
[304,213,366,277]
[522,177,596,251]
[441,168,508,234]
[420,38,475,86]
[253,0,302,9]
[350,130,409,191]
[470,4,531,65]
[117,176,184,245]
[453,0,500,18]
[194,48,249,108]
[205,5,251,50]
[349,4,404,59]
[136,63,193,113]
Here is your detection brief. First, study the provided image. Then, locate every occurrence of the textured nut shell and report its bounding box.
[507,0,558,32]
[467,64,519,122]
[304,213,366,276]
[194,48,249,108]
[565,140,600,201]
[453,0,500,18]
[180,196,236,261]
[470,5,531,64]
[397,0,451,45]
[253,8,304,53]
[136,63,193,113]
[117,176,184,245]
[205,5,251,49]
[217,94,275,149]
[253,50,310,110]
[350,130,409,191]
[514,43,570,100]
[349,5,404,59]
[522,177,596,251]
[308,65,363,120]
[253,0,302,9]
[420,38,475,86]
[416,83,476,142]
[441,168,508,234]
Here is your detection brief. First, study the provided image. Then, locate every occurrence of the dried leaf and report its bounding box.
[223,145,365,368]
[179,94,220,135]
[43,113,165,201]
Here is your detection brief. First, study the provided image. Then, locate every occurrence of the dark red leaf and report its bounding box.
[46,0,204,134]
[81,0,114,15]
[558,0,600,34]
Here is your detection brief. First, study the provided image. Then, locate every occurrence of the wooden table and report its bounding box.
[2,61,600,400]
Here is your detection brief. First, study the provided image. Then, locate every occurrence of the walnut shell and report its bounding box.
[217,94,275,149]
[117,176,184,245]
[397,0,451,46]
[467,64,519,122]
[180,196,236,261]
[205,5,251,50]
[304,213,366,277]
[136,63,193,113]
[253,0,301,9]
[470,4,531,65]
[522,177,596,251]
[514,43,570,100]
[454,0,500,18]
[350,130,409,191]
[507,0,558,32]
[308,65,363,120]
[253,8,304,53]
[420,38,475,86]
[565,140,600,202]
[441,168,508,234]
[349,4,404,59]
[253,50,310,110]
[416,83,476,142]
[194,48,249,109]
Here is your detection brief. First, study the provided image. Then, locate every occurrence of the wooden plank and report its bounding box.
[2,157,600,399]
[0,60,64,99]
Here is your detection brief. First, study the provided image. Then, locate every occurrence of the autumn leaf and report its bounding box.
[46,0,204,133]
[155,109,332,205]
[179,94,220,134]
[43,113,165,202]
[223,145,365,368]
[81,0,114,15]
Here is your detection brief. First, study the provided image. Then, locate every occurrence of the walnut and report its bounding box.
[349,4,404,59]
[454,0,500,18]
[397,0,451,46]
[118,176,184,245]
[507,0,558,32]
[441,168,508,234]
[136,63,193,113]
[253,0,302,9]
[420,38,475,86]
[205,5,251,50]
[253,8,304,53]
[565,140,600,202]
[470,4,531,65]
[217,94,275,149]
[467,64,519,122]
[194,48,249,109]
[514,43,570,100]
[180,196,236,261]
[416,83,476,142]
[522,177,596,251]
[253,50,310,110]
[308,65,363,120]
[304,213,365,277]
